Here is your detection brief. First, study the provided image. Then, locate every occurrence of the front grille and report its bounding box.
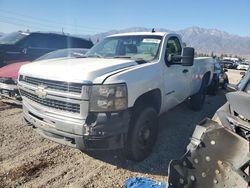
[20,76,83,93]
[20,89,80,113]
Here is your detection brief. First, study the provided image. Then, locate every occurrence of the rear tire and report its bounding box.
[123,105,158,161]
[188,76,207,111]
[207,79,219,95]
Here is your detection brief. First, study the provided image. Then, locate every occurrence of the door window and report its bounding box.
[24,33,49,49]
[165,37,182,64]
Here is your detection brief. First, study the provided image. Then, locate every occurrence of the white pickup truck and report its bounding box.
[18,32,214,161]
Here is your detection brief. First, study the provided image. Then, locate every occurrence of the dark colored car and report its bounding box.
[0,48,89,104]
[208,61,228,95]
[0,31,93,67]
[219,60,237,69]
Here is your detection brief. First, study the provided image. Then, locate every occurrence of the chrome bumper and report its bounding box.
[23,99,130,150]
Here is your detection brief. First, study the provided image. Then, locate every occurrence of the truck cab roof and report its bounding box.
[108,32,168,37]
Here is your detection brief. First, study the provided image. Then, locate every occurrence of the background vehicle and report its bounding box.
[18,32,213,161]
[219,60,237,69]
[0,31,93,67]
[0,48,89,103]
[208,61,228,95]
[237,61,249,71]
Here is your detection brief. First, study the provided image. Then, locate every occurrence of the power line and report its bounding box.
[0,18,45,31]
[0,15,62,30]
[0,15,106,34]
[0,9,108,32]
[0,19,95,39]
[0,13,105,33]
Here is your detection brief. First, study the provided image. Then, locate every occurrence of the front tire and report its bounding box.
[124,106,158,161]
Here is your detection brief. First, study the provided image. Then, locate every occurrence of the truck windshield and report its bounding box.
[34,48,88,61]
[85,35,162,61]
[0,32,29,45]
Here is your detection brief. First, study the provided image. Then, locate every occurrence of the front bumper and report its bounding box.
[23,100,131,150]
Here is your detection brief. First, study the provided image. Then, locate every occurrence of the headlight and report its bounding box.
[89,84,128,112]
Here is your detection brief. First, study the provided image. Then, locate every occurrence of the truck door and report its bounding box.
[163,36,191,111]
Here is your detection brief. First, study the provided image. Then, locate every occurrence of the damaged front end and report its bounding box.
[0,77,21,104]
[168,91,250,188]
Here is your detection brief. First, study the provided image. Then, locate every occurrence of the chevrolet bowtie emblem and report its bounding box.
[35,85,47,98]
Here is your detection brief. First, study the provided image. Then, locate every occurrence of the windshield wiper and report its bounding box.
[133,58,148,64]
[75,56,87,58]
[72,52,86,58]
[86,54,103,58]
[113,56,132,59]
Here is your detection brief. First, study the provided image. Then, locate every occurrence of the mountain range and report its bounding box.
[1,27,250,58]
[80,27,250,58]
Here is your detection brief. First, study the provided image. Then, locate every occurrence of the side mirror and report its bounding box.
[224,69,228,72]
[181,47,194,66]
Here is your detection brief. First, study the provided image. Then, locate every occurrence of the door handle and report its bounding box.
[182,69,188,73]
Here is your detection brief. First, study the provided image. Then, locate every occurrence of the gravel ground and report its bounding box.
[0,70,241,188]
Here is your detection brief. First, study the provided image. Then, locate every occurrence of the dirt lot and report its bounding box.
[0,70,243,188]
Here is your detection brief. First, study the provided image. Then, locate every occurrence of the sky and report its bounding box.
[0,0,250,36]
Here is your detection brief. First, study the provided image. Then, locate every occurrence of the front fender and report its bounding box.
[103,62,164,109]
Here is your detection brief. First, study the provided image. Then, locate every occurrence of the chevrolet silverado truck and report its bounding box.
[18,32,214,161]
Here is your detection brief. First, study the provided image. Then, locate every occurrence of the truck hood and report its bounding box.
[19,57,138,83]
[0,61,31,79]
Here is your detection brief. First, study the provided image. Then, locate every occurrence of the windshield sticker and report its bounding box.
[142,39,161,44]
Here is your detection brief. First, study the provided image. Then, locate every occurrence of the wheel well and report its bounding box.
[203,71,211,86]
[133,89,162,114]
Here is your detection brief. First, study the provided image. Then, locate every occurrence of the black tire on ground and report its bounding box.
[123,105,158,161]
[188,76,208,111]
[207,79,219,95]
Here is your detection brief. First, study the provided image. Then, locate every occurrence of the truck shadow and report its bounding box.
[85,91,227,176]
